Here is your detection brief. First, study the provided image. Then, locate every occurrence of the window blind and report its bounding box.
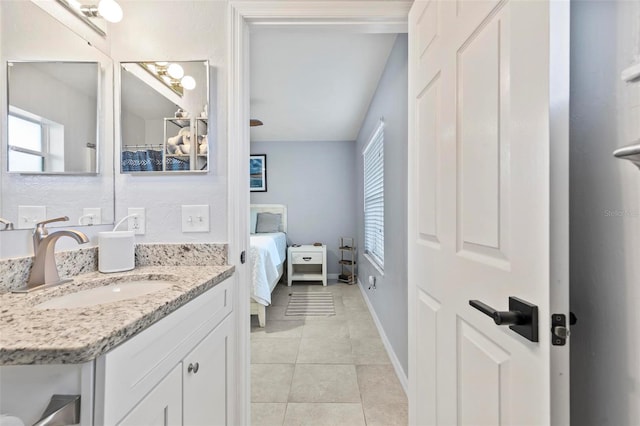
[363,121,384,270]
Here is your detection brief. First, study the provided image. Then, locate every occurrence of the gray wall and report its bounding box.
[250,140,357,275]
[570,1,640,424]
[355,34,408,376]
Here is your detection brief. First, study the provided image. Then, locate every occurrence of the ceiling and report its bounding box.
[249,29,397,142]
[121,68,176,120]
[13,62,98,99]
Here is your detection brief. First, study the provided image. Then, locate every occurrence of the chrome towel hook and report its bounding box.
[613,141,640,170]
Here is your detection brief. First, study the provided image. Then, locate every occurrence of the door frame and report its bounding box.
[227,2,411,424]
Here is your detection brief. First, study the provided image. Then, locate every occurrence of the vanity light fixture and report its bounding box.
[140,62,196,97]
[72,0,123,23]
[55,0,123,37]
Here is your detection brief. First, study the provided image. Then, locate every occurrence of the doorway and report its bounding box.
[247,26,408,425]
[227,3,412,424]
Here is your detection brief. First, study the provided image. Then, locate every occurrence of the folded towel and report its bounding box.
[199,143,208,155]
[166,143,179,154]
[179,143,191,155]
[178,128,192,143]
[167,134,182,146]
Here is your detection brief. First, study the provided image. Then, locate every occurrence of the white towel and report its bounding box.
[167,134,182,146]
[166,143,179,154]
[179,143,191,155]
[199,143,208,155]
[178,128,192,145]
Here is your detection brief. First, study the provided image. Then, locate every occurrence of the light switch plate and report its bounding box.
[182,205,209,233]
[128,208,146,235]
[18,205,46,229]
[81,208,102,226]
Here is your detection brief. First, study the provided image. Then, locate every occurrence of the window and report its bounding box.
[8,114,45,172]
[363,121,384,270]
[8,107,65,173]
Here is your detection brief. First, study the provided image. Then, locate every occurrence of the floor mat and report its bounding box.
[285,292,336,317]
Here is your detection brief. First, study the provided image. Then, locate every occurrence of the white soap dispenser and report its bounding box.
[98,214,137,273]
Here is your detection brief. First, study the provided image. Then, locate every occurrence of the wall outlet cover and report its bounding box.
[81,208,102,226]
[182,205,210,233]
[18,205,46,230]
[127,207,146,235]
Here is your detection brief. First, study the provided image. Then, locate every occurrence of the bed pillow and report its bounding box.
[255,212,281,233]
[250,209,258,233]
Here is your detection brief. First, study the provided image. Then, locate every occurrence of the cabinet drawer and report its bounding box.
[292,252,323,264]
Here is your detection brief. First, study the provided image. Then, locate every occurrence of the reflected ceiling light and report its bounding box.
[140,62,196,96]
[96,0,123,23]
[78,0,123,23]
[167,63,184,79]
[181,76,196,91]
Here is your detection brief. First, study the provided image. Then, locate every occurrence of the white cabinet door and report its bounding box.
[183,316,234,426]
[118,364,182,426]
[408,0,570,424]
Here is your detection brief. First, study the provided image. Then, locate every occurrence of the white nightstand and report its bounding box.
[287,245,327,286]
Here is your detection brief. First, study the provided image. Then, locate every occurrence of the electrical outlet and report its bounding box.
[368,275,377,290]
[18,205,46,229]
[81,208,102,225]
[127,208,146,235]
[182,205,209,233]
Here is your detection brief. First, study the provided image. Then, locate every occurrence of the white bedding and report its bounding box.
[250,232,287,306]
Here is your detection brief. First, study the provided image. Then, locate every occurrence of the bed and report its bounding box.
[250,204,288,327]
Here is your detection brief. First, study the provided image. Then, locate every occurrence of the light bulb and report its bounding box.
[167,63,184,79]
[68,0,83,11]
[181,75,196,90]
[97,0,123,23]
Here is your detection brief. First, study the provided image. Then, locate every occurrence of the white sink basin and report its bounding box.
[35,279,175,310]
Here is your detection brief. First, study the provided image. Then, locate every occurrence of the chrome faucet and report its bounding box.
[19,216,89,292]
[0,217,14,231]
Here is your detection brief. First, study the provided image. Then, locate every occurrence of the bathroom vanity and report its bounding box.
[0,264,235,425]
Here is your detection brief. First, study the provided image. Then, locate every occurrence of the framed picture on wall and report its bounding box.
[250,154,267,192]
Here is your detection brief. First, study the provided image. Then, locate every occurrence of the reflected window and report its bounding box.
[8,109,64,173]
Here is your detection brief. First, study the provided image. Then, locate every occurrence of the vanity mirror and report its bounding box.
[120,61,210,173]
[1,0,115,229]
[7,61,99,174]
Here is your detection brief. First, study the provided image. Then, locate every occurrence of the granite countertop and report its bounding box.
[0,265,235,365]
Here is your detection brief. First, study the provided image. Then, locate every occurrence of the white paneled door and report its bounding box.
[408,0,570,424]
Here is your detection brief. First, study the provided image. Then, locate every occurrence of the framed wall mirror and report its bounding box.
[120,61,210,173]
[0,0,115,230]
[7,61,99,174]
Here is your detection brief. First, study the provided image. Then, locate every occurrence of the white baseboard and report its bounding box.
[357,278,408,395]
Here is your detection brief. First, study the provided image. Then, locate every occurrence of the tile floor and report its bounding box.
[251,280,408,426]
